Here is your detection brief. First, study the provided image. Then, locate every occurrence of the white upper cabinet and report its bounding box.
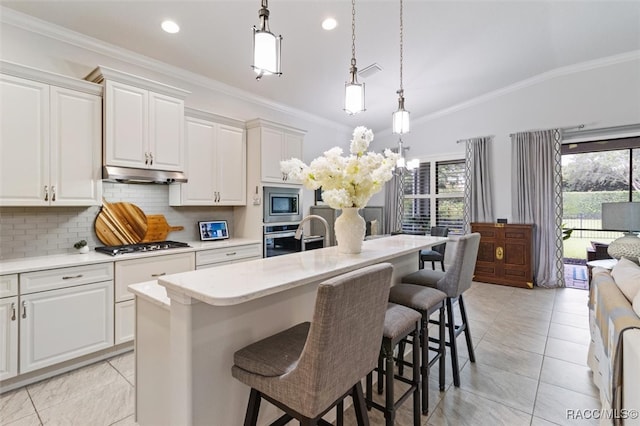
[0,62,102,206]
[51,86,102,205]
[103,81,148,168]
[86,66,189,172]
[246,119,305,185]
[170,109,246,206]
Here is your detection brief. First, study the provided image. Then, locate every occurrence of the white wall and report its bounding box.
[372,54,640,221]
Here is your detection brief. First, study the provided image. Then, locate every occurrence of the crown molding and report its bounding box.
[0,60,102,95]
[410,50,640,128]
[0,6,350,132]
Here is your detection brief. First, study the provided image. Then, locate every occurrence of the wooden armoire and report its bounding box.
[471,223,534,289]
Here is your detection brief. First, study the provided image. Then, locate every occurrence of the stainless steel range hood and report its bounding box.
[102,166,187,184]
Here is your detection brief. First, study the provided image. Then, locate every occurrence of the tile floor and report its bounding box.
[0,281,600,426]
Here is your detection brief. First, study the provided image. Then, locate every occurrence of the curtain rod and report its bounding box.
[455,135,494,143]
[509,124,584,137]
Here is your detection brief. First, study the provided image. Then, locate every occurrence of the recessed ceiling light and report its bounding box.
[161,20,180,34]
[322,17,337,31]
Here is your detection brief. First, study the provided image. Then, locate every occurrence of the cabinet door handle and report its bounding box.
[226,252,237,256]
[22,301,27,319]
[44,185,49,201]
[62,274,83,280]
[496,246,504,260]
[149,152,153,165]
[51,186,56,202]
[151,272,166,277]
[145,152,149,165]
[11,303,16,321]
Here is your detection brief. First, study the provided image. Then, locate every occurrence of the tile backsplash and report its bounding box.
[0,183,234,260]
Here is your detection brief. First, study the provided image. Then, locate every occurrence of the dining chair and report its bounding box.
[419,226,449,271]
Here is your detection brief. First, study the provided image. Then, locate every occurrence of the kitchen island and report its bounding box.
[129,234,447,426]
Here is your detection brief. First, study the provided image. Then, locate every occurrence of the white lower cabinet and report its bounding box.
[114,252,195,343]
[115,299,135,345]
[19,281,114,373]
[0,295,18,381]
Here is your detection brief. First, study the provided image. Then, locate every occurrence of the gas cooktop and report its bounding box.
[95,241,191,256]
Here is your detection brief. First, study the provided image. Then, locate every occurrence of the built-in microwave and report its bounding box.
[263,186,302,223]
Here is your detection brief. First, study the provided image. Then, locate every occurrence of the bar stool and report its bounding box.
[387,284,447,415]
[419,226,449,271]
[231,263,393,426]
[365,303,421,426]
[401,233,481,387]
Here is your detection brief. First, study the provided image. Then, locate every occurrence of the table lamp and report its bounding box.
[601,202,640,261]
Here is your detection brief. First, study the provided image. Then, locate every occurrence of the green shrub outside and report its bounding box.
[563,191,629,218]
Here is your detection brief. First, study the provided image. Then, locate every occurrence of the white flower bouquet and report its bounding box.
[280,126,399,209]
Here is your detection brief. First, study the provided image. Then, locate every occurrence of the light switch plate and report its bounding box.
[252,196,261,206]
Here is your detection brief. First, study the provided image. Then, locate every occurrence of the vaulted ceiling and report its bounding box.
[3,1,640,132]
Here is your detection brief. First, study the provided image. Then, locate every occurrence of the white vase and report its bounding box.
[78,245,89,254]
[334,207,366,254]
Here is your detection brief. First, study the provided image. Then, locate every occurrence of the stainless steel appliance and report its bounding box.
[263,224,324,258]
[95,241,191,256]
[263,186,302,223]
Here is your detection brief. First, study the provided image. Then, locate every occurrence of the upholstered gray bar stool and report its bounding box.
[365,303,421,426]
[387,285,447,415]
[401,232,481,387]
[231,263,393,426]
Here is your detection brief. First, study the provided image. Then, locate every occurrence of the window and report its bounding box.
[402,158,465,234]
[561,136,640,260]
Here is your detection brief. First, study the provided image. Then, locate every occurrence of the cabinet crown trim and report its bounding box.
[185,107,245,128]
[1,60,102,95]
[86,65,190,99]
[246,118,306,135]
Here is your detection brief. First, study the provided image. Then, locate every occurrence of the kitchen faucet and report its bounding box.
[295,215,331,248]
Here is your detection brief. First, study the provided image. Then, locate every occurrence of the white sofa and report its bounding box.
[588,266,640,426]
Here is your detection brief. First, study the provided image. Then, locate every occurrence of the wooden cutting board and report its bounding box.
[142,215,185,242]
[95,199,148,245]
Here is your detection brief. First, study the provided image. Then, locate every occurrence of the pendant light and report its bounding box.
[344,0,365,114]
[252,0,282,80]
[392,0,410,134]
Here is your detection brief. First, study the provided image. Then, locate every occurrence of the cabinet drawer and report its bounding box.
[20,263,114,295]
[196,244,262,267]
[0,274,18,298]
[115,252,195,302]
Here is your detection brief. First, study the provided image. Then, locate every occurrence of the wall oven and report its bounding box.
[263,224,301,258]
[263,186,302,223]
[263,224,325,258]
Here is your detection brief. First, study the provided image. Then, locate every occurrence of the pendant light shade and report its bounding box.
[345,61,365,115]
[392,0,410,133]
[344,0,365,114]
[252,0,282,80]
[392,90,410,134]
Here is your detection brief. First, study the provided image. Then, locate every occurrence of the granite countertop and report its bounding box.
[0,238,261,275]
[156,234,448,307]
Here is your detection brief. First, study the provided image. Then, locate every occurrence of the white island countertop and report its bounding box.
[157,234,447,306]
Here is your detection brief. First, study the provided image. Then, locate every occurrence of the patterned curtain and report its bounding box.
[463,137,495,233]
[511,129,564,288]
